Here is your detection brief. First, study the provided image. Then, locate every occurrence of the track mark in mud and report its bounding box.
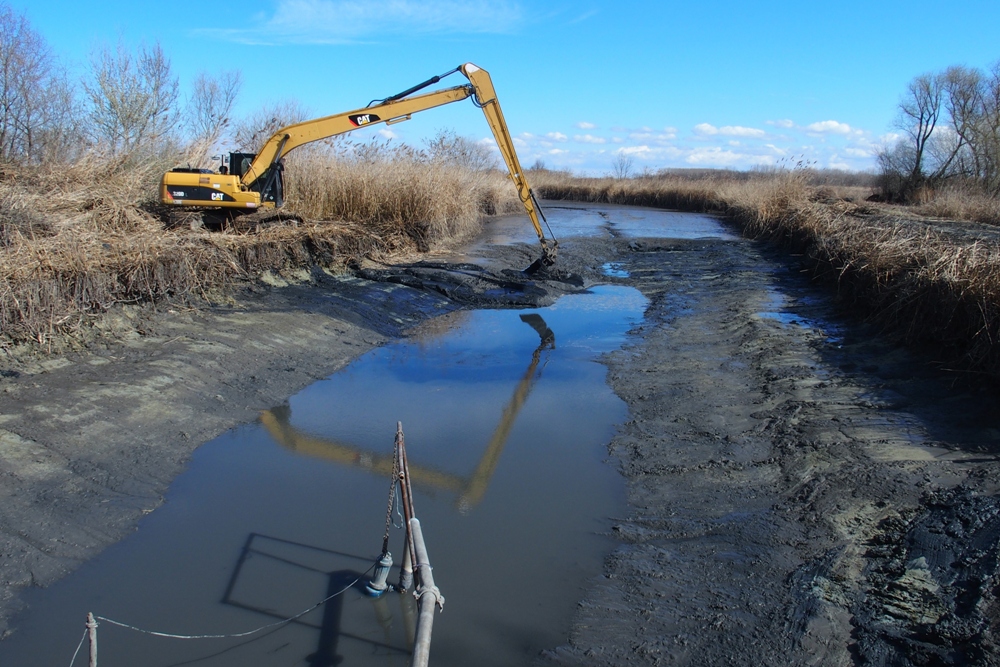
[856,488,1000,666]
[543,235,1000,667]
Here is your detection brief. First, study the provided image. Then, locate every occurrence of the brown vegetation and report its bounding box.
[534,168,1000,378]
[0,143,519,354]
[286,140,522,250]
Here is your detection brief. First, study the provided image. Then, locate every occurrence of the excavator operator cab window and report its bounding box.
[228,152,256,179]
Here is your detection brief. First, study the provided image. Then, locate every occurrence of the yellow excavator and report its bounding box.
[161,63,557,271]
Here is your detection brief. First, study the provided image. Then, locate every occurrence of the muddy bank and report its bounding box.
[2,203,1000,665]
[536,234,1000,665]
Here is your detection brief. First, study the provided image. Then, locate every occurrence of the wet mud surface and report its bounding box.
[2,202,1000,664]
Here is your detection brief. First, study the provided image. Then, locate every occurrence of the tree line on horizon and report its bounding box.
[4,0,1000,201]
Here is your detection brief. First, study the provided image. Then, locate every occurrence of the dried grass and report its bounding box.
[534,168,1000,377]
[0,144,519,352]
[285,143,521,249]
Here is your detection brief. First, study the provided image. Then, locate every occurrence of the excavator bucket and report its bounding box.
[522,241,558,277]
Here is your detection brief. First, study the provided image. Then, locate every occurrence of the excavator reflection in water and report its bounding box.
[260,313,556,513]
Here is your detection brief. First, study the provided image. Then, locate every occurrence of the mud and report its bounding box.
[2,204,1000,665]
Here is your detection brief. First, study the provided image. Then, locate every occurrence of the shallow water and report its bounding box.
[0,286,647,667]
[462,200,737,252]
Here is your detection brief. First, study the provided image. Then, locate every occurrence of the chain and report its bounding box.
[381,444,400,555]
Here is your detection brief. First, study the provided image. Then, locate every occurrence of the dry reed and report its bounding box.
[0,143,520,353]
[534,168,1000,378]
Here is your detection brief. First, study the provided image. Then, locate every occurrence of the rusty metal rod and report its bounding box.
[396,423,418,579]
[409,518,442,667]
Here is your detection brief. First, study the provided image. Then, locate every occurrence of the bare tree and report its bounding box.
[612,152,634,180]
[185,70,241,155]
[899,73,944,186]
[970,62,1000,194]
[424,129,497,171]
[84,40,179,155]
[231,100,309,153]
[879,62,1000,199]
[0,3,77,163]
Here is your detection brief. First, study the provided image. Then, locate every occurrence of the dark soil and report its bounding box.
[2,203,1000,665]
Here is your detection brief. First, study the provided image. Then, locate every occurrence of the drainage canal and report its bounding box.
[0,285,647,667]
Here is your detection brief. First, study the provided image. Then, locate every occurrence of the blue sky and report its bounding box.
[13,0,1000,175]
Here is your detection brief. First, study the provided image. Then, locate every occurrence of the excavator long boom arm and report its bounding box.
[163,63,555,266]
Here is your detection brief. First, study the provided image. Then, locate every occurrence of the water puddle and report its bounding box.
[756,287,845,345]
[460,200,736,254]
[602,262,630,278]
[0,285,647,667]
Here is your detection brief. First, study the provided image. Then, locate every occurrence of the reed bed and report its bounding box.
[285,144,522,250]
[534,169,1000,378]
[0,145,520,352]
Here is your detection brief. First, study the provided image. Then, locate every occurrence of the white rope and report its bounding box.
[93,559,376,641]
[67,628,88,667]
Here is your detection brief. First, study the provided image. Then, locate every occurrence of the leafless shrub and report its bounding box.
[424,129,497,171]
[231,100,309,153]
[0,3,78,164]
[83,40,179,155]
[183,70,242,167]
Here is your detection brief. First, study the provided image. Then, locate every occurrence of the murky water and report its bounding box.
[462,200,737,253]
[0,286,647,667]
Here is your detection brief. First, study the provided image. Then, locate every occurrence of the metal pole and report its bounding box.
[87,612,98,667]
[398,536,414,592]
[396,423,418,578]
[410,518,442,667]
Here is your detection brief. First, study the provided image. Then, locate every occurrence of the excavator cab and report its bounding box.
[227,151,283,207]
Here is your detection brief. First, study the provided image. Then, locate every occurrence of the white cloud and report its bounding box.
[720,125,765,138]
[685,147,760,167]
[615,145,684,161]
[693,123,765,138]
[576,121,597,130]
[767,119,795,129]
[574,134,606,144]
[548,148,568,155]
[629,130,676,143]
[618,145,653,157]
[378,128,398,140]
[198,0,523,44]
[546,132,568,142]
[844,147,871,158]
[807,120,852,135]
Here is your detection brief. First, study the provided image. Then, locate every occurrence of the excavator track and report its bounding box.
[168,207,303,232]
